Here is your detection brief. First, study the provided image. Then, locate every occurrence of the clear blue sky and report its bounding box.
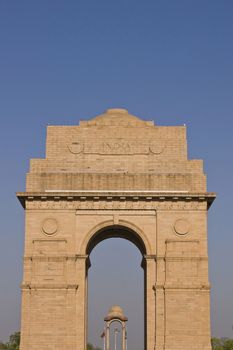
[0,0,232,348]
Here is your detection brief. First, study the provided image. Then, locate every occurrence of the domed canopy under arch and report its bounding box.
[104,305,128,322]
[104,305,128,350]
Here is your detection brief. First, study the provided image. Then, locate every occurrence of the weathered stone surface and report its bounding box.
[17,108,215,350]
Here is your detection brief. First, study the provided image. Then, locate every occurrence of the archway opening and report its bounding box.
[86,225,146,350]
[86,225,147,256]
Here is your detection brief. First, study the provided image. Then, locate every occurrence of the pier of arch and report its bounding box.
[17,108,215,350]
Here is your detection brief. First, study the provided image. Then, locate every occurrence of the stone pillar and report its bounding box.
[122,324,126,350]
[144,255,156,350]
[153,255,166,350]
[153,284,165,350]
[19,287,31,350]
[75,255,89,350]
[105,323,110,350]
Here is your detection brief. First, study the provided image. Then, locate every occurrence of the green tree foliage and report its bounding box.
[212,338,225,350]
[87,343,102,350]
[0,332,20,350]
[0,342,7,350]
[211,337,233,350]
[223,339,233,350]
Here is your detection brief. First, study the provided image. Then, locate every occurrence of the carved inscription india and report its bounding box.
[68,139,165,155]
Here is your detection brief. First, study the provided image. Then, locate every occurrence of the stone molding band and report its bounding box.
[153,284,210,291]
[17,191,216,209]
[21,283,79,290]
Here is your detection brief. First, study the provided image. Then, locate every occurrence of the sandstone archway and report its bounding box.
[17,108,215,350]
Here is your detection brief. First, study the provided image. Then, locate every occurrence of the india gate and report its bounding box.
[17,108,215,350]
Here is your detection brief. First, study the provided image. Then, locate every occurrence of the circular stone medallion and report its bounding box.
[68,142,83,154]
[149,142,165,155]
[174,219,190,235]
[42,218,58,235]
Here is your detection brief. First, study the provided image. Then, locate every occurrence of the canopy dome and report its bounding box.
[104,305,128,322]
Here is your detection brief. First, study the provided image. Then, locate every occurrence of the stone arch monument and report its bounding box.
[17,108,215,350]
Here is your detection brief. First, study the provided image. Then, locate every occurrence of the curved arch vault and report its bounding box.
[17,108,215,350]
